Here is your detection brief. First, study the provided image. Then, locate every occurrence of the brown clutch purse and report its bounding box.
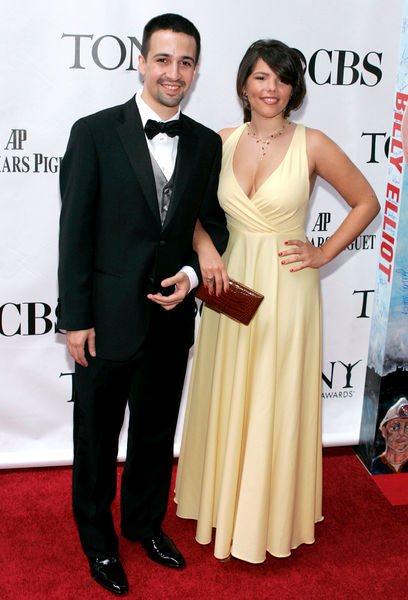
[195,278,264,325]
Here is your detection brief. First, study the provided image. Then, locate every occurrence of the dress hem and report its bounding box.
[175,513,325,564]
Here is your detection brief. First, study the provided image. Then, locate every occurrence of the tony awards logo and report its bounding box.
[321,359,362,398]
[61,33,142,70]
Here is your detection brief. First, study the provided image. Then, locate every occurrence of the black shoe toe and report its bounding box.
[141,531,186,568]
[89,556,128,595]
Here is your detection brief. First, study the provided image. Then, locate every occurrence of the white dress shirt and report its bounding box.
[135,91,198,290]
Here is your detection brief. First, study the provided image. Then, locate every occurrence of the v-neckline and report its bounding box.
[232,123,298,201]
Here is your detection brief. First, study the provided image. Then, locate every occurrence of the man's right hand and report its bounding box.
[66,328,96,367]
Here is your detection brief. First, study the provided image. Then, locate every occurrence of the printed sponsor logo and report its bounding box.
[62,33,142,70]
[321,359,363,398]
[60,372,74,402]
[61,35,383,87]
[353,289,375,319]
[1,130,62,174]
[361,132,390,163]
[295,48,382,87]
[0,302,61,336]
[309,212,376,252]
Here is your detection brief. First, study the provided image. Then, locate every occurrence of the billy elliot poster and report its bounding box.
[357,0,408,474]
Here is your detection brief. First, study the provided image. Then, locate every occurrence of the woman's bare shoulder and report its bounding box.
[218,126,240,144]
[304,126,343,158]
[304,126,332,146]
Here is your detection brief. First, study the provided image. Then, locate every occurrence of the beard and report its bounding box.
[154,78,186,107]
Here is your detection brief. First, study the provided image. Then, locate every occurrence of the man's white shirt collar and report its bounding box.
[135,90,180,126]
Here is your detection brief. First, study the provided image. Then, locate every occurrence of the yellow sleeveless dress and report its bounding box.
[175,123,323,563]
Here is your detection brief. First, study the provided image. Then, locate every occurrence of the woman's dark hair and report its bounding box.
[141,13,201,64]
[236,39,306,122]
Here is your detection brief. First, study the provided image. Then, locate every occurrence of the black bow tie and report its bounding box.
[144,119,181,139]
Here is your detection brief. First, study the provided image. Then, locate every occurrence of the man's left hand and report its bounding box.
[147,271,190,311]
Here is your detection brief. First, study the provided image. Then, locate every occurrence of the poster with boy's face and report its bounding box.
[357,19,408,473]
[371,398,408,474]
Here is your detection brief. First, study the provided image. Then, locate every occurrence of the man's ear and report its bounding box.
[138,54,146,77]
[192,62,199,82]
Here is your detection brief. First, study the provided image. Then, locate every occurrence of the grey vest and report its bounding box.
[149,151,174,226]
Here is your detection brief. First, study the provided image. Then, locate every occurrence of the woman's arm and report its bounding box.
[279,128,380,271]
[192,128,235,294]
[193,219,229,295]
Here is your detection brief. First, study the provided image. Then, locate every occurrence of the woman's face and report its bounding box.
[243,58,292,120]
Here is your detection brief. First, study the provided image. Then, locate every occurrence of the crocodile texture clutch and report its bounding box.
[195,278,264,325]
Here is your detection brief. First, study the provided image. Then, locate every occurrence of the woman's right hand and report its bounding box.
[193,220,229,296]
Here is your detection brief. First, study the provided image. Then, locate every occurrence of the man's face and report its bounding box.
[139,29,198,116]
[382,418,408,454]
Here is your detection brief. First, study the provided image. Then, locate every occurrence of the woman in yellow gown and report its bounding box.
[175,39,379,563]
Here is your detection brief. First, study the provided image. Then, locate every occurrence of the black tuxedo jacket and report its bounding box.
[57,97,228,361]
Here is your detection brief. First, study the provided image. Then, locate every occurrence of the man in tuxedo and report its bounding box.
[57,13,228,595]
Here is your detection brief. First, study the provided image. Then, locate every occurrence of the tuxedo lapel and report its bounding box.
[163,115,197,230]
[116,98,160,223]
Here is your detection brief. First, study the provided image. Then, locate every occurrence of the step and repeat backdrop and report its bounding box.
[0,0,403,467]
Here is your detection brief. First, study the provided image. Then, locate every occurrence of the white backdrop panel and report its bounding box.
[0,0,402,466]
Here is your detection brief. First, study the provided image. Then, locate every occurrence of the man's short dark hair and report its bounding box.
[141,13,201,64]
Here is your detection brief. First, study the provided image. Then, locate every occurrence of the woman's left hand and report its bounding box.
[199,247,229,296]
[278,238,328,271]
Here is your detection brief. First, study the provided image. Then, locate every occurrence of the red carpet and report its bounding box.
[372,473,408,505]
[1,447,407,600]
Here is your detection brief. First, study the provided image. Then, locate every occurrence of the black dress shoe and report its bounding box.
[140,531,186,568]
[89,556,129,595]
